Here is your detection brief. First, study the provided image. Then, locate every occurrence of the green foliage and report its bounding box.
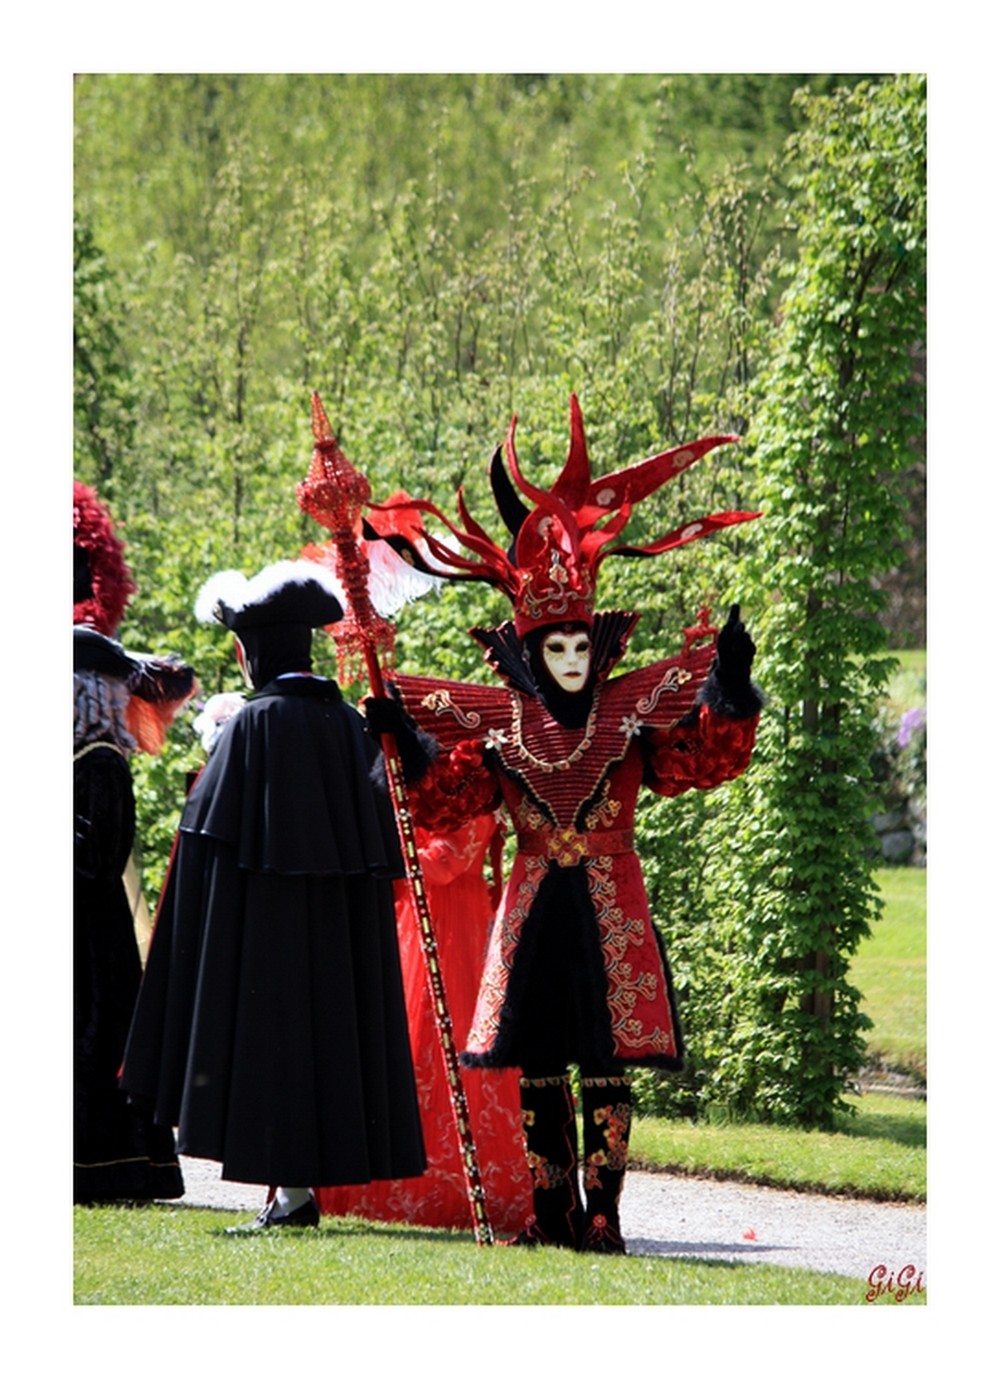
[871,703,926,844]
[687,76,927,1127]
[870,653,927,865]
[74,75,926,1122]
[73,218,138,492]
[75,74,800,904]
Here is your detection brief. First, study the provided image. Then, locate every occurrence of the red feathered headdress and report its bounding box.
[369,394,760,639]
[73,480,136,636]
[73,482,198,753]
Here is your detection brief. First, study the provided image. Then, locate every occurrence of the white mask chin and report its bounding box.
[540,630,592,694]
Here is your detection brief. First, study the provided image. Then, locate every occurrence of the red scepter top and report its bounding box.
[296,391,397,686]
[681,603,719,657]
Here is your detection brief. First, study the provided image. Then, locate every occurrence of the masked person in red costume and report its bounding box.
[365,395,764,1254]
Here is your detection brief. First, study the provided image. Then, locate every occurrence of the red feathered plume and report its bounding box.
[73,480,136,636]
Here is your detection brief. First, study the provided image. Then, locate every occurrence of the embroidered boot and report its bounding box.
[580,1075,632,1254]
[504,1074,582,1249]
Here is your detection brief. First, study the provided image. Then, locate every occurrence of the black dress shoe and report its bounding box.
[225,1197,320,1234]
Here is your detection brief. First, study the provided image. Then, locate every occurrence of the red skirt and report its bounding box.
[315,815,531,1233]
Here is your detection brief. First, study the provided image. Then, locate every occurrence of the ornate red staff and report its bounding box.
[296,392,494,1246]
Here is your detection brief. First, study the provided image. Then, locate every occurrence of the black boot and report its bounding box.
[505,1074,582,1249]
[580,1075,632,1254]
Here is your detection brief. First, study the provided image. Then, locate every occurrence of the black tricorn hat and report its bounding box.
[195,560,345,634]
[73,625,138,681]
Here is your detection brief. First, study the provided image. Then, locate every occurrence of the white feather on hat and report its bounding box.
[195,560,347,629]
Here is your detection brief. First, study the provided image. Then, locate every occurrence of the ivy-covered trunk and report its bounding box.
[711,75,926,1127]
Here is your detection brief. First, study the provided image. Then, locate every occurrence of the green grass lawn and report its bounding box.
[860,650,926,1079]
[853,866,927,1079]
[73,772,928,1309]
[632,1092,925,1202]
[75,1085,926,1305]
[887,648,926,696]
[74,1203,910,1306]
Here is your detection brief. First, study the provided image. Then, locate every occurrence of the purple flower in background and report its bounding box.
[897,707,926,749]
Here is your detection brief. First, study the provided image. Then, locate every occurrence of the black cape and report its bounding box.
[74,740,184,1202]
[121,676,426,1187]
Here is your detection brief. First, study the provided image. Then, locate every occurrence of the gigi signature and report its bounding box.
[865,1263,925,1303]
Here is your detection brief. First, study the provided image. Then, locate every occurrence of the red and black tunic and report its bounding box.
[391,638,759,1073]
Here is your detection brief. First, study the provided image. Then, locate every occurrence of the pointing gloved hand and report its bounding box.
[701,604,763,718]
[714,604,756,695]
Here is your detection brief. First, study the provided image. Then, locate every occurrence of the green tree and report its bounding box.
[72,72,920,946]
[73,218,137,492]
[704,75,926,1127]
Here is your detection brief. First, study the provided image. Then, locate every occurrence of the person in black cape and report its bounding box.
[120,560,426,1229]
[74,479,196,1205]
[74,629,194,1203]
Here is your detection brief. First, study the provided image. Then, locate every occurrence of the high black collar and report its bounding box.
[248,674,343,704]
[469,613,639,700]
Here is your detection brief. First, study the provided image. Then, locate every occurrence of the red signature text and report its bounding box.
[865,1264,924,1303]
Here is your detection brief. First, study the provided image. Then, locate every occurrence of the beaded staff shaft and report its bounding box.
[297,393,494,1246]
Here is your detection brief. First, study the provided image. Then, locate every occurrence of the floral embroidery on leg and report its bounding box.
[524,1150,571,1190]
[584,1100,633,1190]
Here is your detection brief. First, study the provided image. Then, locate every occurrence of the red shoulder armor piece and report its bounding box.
[390,674,513,752]
[393,642,716,830]
[604,643,716,731]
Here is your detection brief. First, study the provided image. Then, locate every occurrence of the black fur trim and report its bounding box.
[698,665,765,720]
[370,726,439,789]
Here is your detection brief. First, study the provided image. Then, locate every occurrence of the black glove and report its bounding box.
[364,691,438,784]
[701,604,763,718]
[715,604,756,694]
[364,694,414,741]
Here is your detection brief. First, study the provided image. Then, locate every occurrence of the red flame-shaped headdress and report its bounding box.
[371,394,759,639]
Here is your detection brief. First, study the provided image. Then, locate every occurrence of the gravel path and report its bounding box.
[175,1155,925,1284]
